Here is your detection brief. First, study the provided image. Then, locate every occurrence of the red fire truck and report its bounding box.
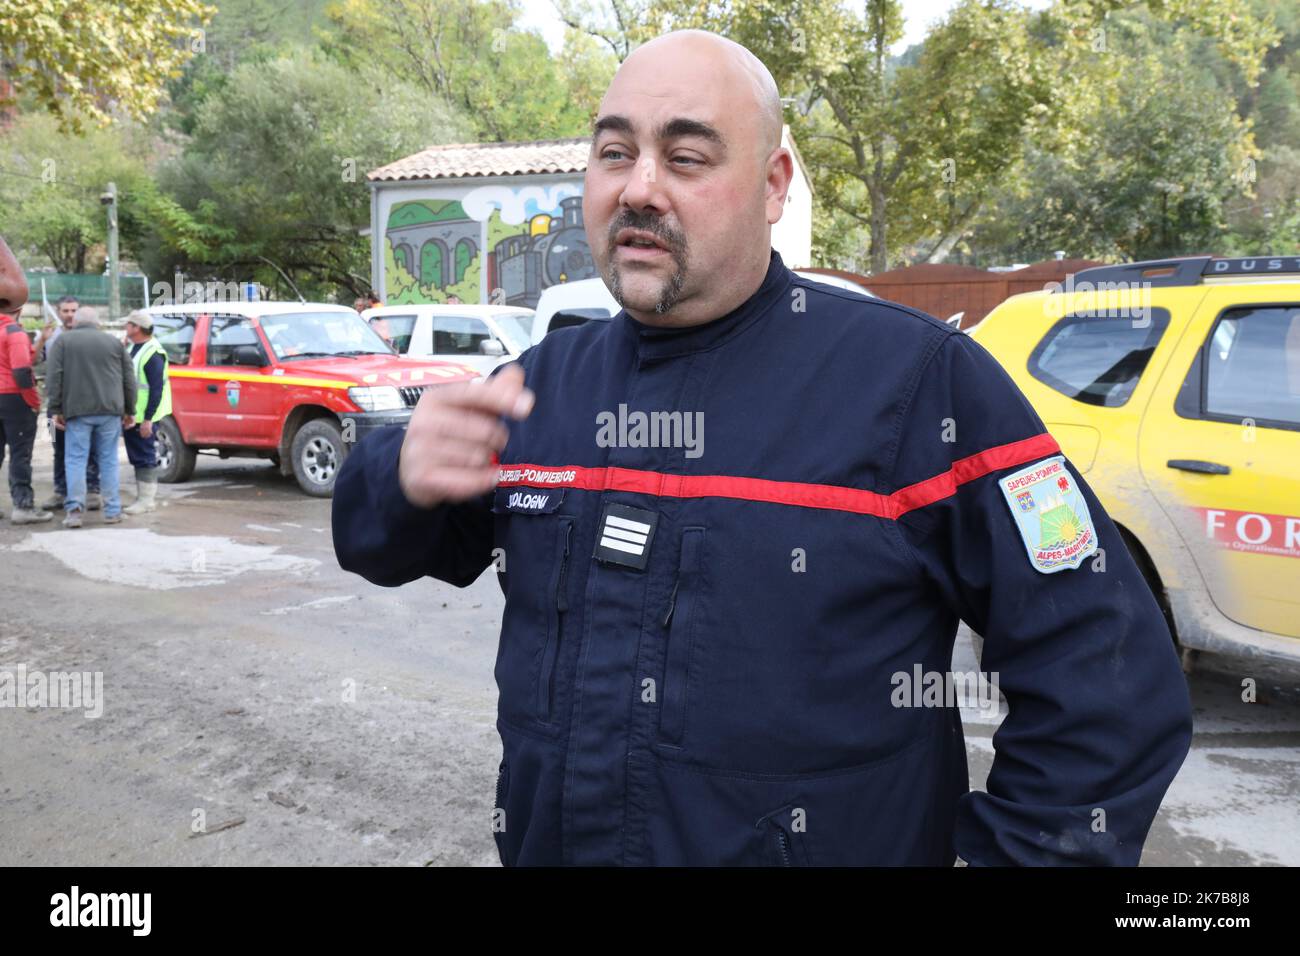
[137,302,479,496]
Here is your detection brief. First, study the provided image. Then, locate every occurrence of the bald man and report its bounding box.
[334,31,1191,867]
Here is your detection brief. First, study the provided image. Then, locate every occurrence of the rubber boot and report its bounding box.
[124,480,157,515]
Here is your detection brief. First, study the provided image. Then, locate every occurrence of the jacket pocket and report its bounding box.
[492,505,572,734]
[659,528,706,745]
[632,714,959,866]
[536,517,574,723]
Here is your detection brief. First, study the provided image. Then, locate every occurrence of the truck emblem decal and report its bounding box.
[226,380,241,408]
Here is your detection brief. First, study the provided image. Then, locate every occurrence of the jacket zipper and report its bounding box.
[662,580,679,628]
[494,761,508,811]
[659,529,703,744]
[493,760,511,866]
[537,519,573,721]
[773,827,792,867]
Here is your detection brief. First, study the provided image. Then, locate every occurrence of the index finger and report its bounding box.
[438,362,533,420]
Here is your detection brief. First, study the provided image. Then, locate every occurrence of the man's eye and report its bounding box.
[671,155,702,167]
[602,149,629,162]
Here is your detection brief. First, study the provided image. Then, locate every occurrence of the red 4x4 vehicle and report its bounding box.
[138,302,479,496]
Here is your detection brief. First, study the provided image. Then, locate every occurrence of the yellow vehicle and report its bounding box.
[972,256,1300,671]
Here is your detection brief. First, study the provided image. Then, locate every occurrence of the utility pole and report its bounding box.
[101,182,120,321]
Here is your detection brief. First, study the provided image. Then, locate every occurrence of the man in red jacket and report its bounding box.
[0,236,54,524]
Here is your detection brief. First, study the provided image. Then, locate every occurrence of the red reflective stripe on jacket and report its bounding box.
[497,432,1062,519]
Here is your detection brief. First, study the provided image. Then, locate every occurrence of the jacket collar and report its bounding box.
[619,248,792,362]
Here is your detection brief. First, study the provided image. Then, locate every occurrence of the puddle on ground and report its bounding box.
[8,528,319,589]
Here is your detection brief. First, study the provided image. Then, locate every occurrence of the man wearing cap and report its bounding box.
[121,310,171,514]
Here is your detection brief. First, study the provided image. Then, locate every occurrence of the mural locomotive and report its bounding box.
[384,189,597,308]
[493,196,596,306]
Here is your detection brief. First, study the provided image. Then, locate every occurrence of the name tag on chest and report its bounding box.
[494,486,565,514]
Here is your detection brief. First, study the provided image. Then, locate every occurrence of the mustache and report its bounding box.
[606,212,687,257]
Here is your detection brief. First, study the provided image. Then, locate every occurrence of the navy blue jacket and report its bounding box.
[333,249,1192,866]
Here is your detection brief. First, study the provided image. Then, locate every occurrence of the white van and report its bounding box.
[362,304,534,375]
[530,278,620,347]
[794,271,875,298]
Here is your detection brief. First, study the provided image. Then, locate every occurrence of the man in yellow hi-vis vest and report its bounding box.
[122,310,172,514]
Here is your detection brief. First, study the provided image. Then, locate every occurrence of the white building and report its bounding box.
[366,126,813,308]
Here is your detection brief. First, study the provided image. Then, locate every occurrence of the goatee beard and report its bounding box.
[610,264,686,315]
[606,213,688,315]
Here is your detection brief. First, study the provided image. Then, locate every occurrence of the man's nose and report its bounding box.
[617,156,669,215]
[0,237,29,316]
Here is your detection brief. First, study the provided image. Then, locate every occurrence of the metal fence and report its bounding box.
[24,272,151,323]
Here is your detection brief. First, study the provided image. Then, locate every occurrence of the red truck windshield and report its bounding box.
[260,311,395,361]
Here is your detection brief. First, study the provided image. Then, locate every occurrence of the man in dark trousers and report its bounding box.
[332,31,1193,866]
[47,305,136,528]
[121,311,171,514]
[36,295,100,510]
[0,236,54,524]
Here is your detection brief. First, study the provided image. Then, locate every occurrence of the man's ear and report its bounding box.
[765,148,795,226]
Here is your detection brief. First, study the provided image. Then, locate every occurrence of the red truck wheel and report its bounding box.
[155,415,197,483]
[290,418,346,497]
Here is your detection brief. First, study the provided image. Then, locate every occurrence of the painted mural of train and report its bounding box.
[489,196,598,308]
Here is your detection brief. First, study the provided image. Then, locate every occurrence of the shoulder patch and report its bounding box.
[998,455,1098,573]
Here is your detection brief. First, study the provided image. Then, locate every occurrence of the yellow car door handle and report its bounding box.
[1167,459,1231,475]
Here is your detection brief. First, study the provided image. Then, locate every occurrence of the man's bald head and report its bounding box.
[583,29,794,328]
[622,30,784,159]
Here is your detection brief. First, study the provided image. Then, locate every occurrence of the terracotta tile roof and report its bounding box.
[368,127,810,188]
[368,138,591,182]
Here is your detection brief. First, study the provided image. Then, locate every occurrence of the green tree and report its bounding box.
[970,8,1274,262]
[154,50,467,298]
[607,0,1279,269]
[1220,0,1300,254]
[0,0,215,130]
[552,0,656,61]
[0,112,157,271]
[323,0,617,141]
[644,0,1052,272]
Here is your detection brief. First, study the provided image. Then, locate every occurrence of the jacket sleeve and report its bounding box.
[121,343,138,414]
[6,323,37,405]
[46,337,63,417]
[888,330,1192,866]
[142,353,165,420]
[331,422,495,588]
